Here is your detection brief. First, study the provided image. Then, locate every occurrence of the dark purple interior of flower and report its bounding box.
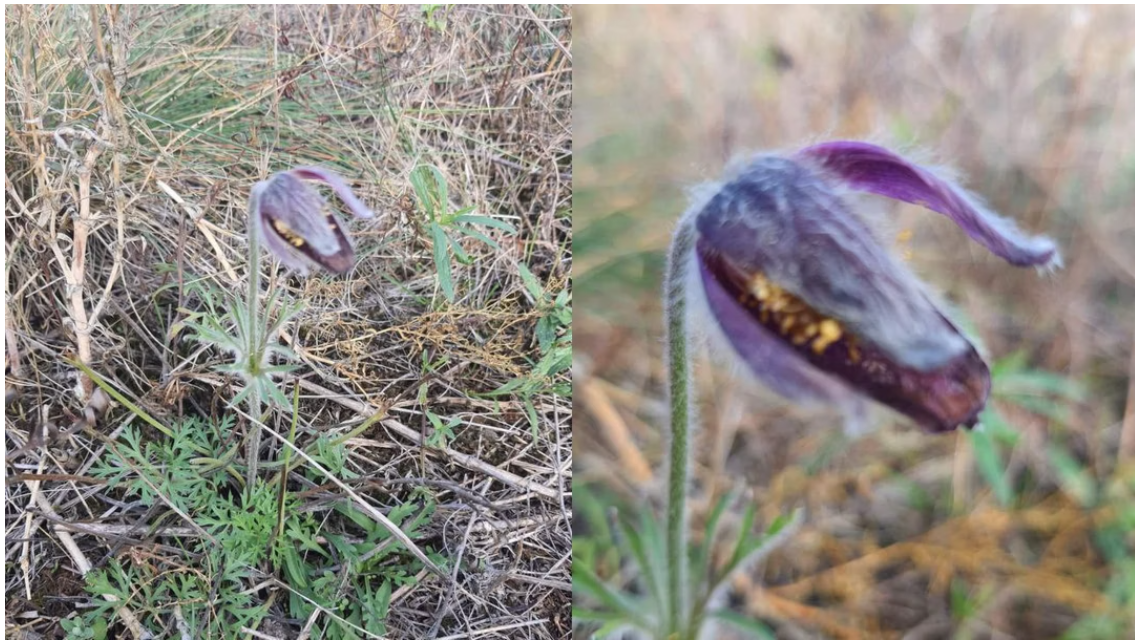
[260,204,355,275]
[698,238,990,432]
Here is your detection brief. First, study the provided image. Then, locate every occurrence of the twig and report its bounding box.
[521,4,570,62]
[60,142,105,398]
[157,179,240,284]
[578,376,652,483]
[21,475,149,638]
[233,401,445,577]
[435,619,550,640]
[296,378,563,501]
[468,511,572,534]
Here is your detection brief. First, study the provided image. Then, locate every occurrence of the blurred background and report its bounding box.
[574,6,1134,639]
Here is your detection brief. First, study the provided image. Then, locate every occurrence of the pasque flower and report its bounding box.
[249,166,375,275]
[687,141,1060,432]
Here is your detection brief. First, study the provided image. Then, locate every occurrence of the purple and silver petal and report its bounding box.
[288,166,375,220]
[688,142,1050,432]
[694,249,870,431]
[696,240,989,432]
[251,167,372,275]
[797,141,1061,269]
[695,155,968,372]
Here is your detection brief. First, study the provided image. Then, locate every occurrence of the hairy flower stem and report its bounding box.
[664,216,697,636]
[245,222,263,505]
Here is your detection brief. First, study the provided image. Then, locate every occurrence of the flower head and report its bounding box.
[250,166,375,275]
[689,141,1060,432]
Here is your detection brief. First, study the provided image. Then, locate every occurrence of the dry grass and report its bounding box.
[575,5,1134,639]
[5,5,570,640]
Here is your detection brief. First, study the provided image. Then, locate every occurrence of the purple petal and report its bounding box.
[696,249,866,414]
[288,166,375,219]
[797,141,1061,269]
[697,241,990,432]
[249,182,301,274]
[252,172,355,275]
[695,155,968,372]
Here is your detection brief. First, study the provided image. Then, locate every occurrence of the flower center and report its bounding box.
[271,218,307,249]
[745,272,862,361]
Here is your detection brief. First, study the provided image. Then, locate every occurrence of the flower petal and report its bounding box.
[253,171,356,274]
[288,166,375,219]
[696,239,990,432]
[694,249,867,417]
[797,141,1061,269]
[696,251,852,404]
[694,155,968,372]
[251,181,309,275]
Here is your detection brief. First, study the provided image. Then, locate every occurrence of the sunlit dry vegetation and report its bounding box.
[6,5,571,639]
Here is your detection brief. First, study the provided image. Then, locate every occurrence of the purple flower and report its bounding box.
[689,141,1060,432]
[250,166,375,275]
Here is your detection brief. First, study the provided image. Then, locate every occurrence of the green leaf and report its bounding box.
[517,262,545,300]
[636,504,669,618]
[573,564,652,631]
[261,377,291,409]
[1047,445,1098,507]
[482,377,526,397]
[369,580,391,636]
[523,400,539,439]
[979,407,1020,446]
[229,384,253,410]
[455,225,503,251]
[448,233,471,264]
[430,223,455,301]
[1002,395,1073,423]
[710,610,776,639]
[613,513,665,617]
[69,359,179,441]
[91,616,109,639]
[970,429,1013,506]
[261,362,300,376]
[692,491,734,598]
[281,545,310,590]
[571,607,628,624]
[996,370,1087,401]
[410,164,448,220]
[726,497,759,574]
[334,502,380,537]
[990,350,1030,379]
[452,214,517,233]
[536,317,556,354]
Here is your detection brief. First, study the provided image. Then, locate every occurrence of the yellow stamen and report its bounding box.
[779,315,796,333]
[272,219,306,248]
[812,318,842,353]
